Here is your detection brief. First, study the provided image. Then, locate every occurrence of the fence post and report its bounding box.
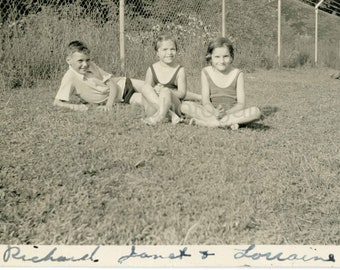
[119,0,125,74]
[222,0,225,37]
[277,0,281,68]
[315,0,325,66]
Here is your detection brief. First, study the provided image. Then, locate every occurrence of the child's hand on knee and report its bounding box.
[215,105,225,119]
[154,83,164,95]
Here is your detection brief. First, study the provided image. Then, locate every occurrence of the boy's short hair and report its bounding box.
[67,40,90,57]
[153,33,178,51]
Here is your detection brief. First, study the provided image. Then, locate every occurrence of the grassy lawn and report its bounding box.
[0,68,339,245]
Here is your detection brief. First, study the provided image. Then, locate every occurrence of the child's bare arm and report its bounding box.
[144,67,154,87]
[102,79,120,111]
[53,99,88,111]
[171,67,187,100]
[96,79,120,112]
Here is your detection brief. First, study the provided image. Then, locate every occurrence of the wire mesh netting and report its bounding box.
[0,0,339,89]
[123,0,223,79]
[0,0,223,88]
[280,0,340,69]
[0,0,122,88]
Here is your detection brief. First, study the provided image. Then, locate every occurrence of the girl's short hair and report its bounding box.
[67,40,90,56]
[153,33,178,51]
[205,37,234,64]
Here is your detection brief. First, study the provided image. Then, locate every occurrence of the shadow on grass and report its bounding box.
[239,106,279,131]
[260,105,279,117]
[241,122,271,131]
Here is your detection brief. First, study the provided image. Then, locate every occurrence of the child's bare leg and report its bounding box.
[219,106,261,127]
[183,91,202,101]
[168,110,181,124]
[156,89,170,120]
[168,92,183,124]
[181,101,220,127]
[170,92,182,115]
[144,88,172,125]
[129,93,155,117]
[129,79,181,125]
[132,79,182,125]
[130,79,159,113]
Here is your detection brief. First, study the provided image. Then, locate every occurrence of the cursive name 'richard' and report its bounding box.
[3,245,100,263]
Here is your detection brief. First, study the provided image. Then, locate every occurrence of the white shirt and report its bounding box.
[55,62,125,104]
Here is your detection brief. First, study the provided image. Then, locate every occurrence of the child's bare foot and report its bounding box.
[142,111,167,125]
[189,118,196,125]
[230,123,239,130]
[142,115,160,125]
[219,120,239,130]
[170,112,182,125]
[219,114,232,127]
[141,117,157,125]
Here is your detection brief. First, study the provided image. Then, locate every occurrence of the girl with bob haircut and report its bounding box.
[181,37,261,129]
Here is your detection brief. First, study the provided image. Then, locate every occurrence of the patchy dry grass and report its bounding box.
[0,68,339,245]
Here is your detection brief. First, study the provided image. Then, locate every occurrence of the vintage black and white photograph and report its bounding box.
[1,0,339,254]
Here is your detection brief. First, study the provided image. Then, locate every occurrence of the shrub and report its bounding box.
[283,50,311,68]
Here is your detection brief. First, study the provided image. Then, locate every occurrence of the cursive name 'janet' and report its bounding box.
[3,245,100,263]
[234,244,335,263]
[118,245,191,264]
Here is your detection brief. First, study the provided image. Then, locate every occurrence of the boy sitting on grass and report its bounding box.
[54,40,160,115]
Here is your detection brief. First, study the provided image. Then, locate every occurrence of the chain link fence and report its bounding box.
[0,0,223,89]
[280,0,340,69]
[0,0,122,89]
[122,0,222,87]
[0,0,339,90]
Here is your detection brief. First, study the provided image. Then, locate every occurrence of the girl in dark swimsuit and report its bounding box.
[181,37,261,129]
[143,34,200,125]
